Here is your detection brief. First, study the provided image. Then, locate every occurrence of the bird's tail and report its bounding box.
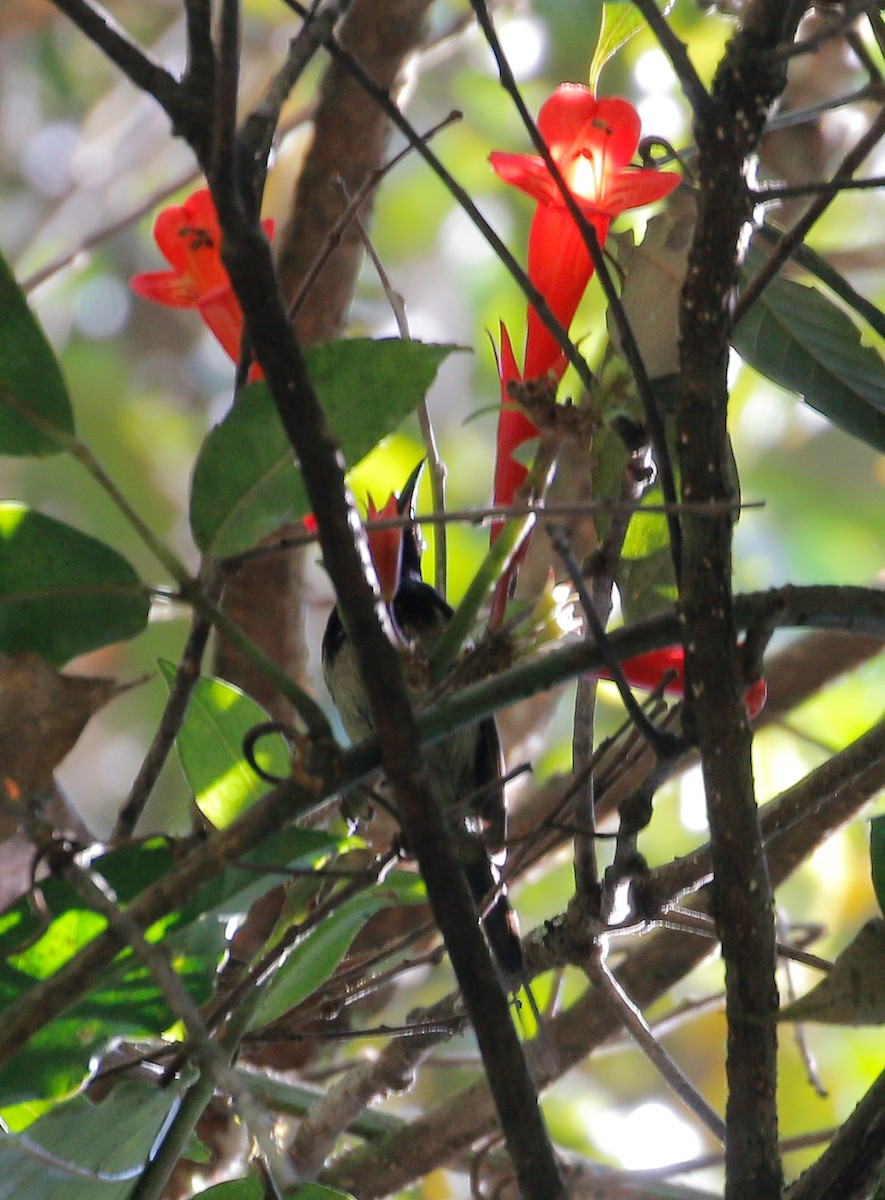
[462,855,523,977]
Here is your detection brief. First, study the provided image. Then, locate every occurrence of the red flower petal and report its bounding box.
[536,84,602,160]
[524,205,609,380]
[596,645,768,717]
[488,152,561,207]
[129,268,199,308]
[492,321,534,510]
[744,677,768,719]
[597,167,681,216]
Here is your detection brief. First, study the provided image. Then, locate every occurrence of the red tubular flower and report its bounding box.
[491,322,533,522]
[364,492,403,602]
[596,645,768,719]
[487,88,681,625]
[131,187,274,379]
[489,84,681,382]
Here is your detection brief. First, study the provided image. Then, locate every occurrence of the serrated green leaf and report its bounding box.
[250,874,426,1028]
[159,662,291,827]
[589,2,647,93]
[734,245,885,452]
[871,815,885,919]
[0,252,75,456]
[190,339,460,558]
[0,505,149,665]
[0,1080,179,1199]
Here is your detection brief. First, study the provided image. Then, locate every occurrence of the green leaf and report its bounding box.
[0,1080,179,1199]
[192,1181,264,1200]
[871,815,885,919]
[588,2,647,93]
[734,244,885,452]
[190,339,459,558]
[250,874,426,1028]
[159,662,291,827]
[0,251,75,456]
[289,1187,357,1200]
[616,489,678,623]
[0,505,149,665]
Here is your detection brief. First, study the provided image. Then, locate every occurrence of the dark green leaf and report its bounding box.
[0,505,149,665]
[734,245,885,452]
[756,224,885,342]
[0,251,75,456]
[0,1080,179,1199]
[250,873,426,1028]
[190,339,460,558]
[289,1187,357,1200]
[159,661,291,827]
[871,815,885,919]
[192,1181,263,1200]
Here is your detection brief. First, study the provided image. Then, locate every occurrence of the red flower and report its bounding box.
[491,322,533,524]
[596,646,768,719]
[490,84,680,381]
[487,87,680,624]
[364,492,403,601]
[131,188,274,379]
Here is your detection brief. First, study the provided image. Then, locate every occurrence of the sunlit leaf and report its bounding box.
[871,815,885,919]
[190,339,460,558]
[734,244,885,452]
[0,830,339,1103]
[159,662,291,827]
[250,874,426,1028]
[589,2,647,95]
[0,251,74,456]
[0,1080,179,1199]
[778,919,885,1026]
[0,505,149,666]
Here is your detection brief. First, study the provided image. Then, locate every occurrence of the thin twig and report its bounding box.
[735,102,885,323]
[753,173,885,201]
[548,526,682,758]
[630,0,711,116]
[586,955,726,1144]
[343,183,450,598]
[63,857,297,1196]
[47,0,181,113]
[112,573,221,840]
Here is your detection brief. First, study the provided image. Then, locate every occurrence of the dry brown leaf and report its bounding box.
[778,918,885,1026]
[0,652,137,802]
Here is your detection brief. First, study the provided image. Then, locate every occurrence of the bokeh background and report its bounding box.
[1,1,883,1191]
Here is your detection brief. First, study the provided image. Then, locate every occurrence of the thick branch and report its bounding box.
[677,5,804,1195]
[786,1067,885,1200]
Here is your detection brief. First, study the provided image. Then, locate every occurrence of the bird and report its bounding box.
[322,466,523,979]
